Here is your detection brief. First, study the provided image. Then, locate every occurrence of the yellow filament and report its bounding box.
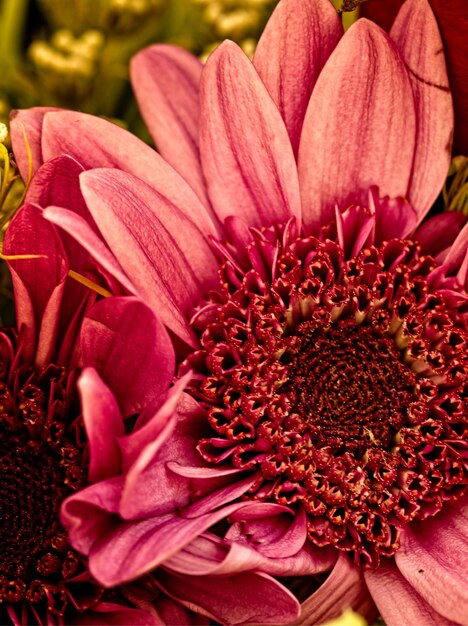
[16,123,33,206]
[0,143,9,193]
[68,270,112,298]
[0,252,47,260]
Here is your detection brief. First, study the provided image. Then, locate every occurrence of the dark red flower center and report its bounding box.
[186,227,468,566]
[283,321,415,457]
[0,343,101,619]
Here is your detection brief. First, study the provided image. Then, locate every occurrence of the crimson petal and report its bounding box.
[81,297,175,415]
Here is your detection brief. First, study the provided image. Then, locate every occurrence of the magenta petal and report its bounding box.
[251,506,307,559]
[119,392,206,520]
[395,496,468,624]
[44,205,137,295]
[336,204,375,259]
[88,502,249,586]
[199,40,301,229]
[25,155,101,274]
[120,378,190,519]
[370,188,419,242]
[119,380,192,471]
[78,368,124,483]
[60,477,123,554]
[299,19,416,233]
[254,0,342,156]
[42,111,218,233]
[152,597,200,626]
[442,221,468,288]
[26,155,85,214]
[390,0,453,220]
[81,297,175,415]
[415,211,466,258]
[181,474,260,518]
[158,569,300,626]
[166,462,244,479]
[131,45,209,207]
[226,505,308,559]
[80,168,218,346]
[163,532,264,576]
[297,553,376,624]
[9,107,59,180]
[74,601,159,626]
[3,203,68,364]
[166,531,335,578]
[365,559,452,626]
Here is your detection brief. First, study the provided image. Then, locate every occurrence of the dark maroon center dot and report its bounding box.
[0,359,95,616]
[186,229,468,566]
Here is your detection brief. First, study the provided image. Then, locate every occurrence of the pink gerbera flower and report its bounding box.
[9,0,467,624]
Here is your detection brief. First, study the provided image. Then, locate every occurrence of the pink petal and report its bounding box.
[157,569,300,626]
[80,168,218,346]
[118,393,206,520]
[227,504,308,559]
[25,155,102,279]
[298,19,416,233]
[162,532,245,575]
[119,378,193,519]
[369,188,419,242]
[41,110,218,234]
[335,204,375,259]
[119,382,193,471]
[181,474,259,518]
[44,205,137,295]
[442,221,468,289]
[199,40,301,229]
[390,0,453,220]
[9,107,59,180]
[81,297,175,415]
[26,155,85,215]
[75,602,159,626]
[78,368,124,483]
[88,501,250,586]
[57,289,96,369]
[131,45,209,208]
[365,559,452,626]
[3,203,68,364]
[395,496,468,624]
[164,530,329,578]
[297,553,377,624]
[60,477,124,554]
[152,597,203,626]
[254,0,342,156]
[166,462,245,479]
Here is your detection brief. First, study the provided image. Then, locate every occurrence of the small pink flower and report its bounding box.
[10,0,467,624]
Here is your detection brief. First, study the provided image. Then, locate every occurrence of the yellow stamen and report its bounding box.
[0,252,47,260]
[67,269,112,298]
[0,143,10,202]
[17,123,33,206]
